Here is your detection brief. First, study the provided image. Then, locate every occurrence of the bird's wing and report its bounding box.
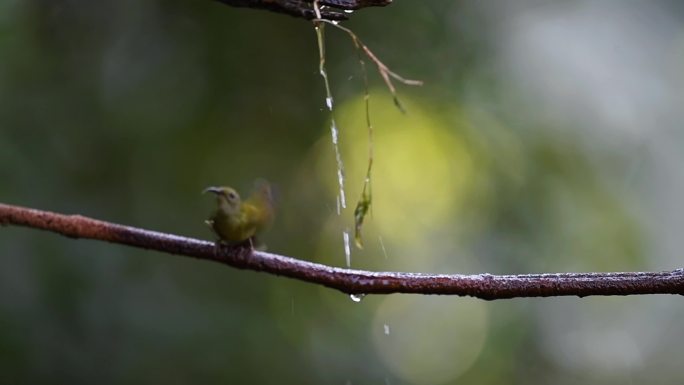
[241,204,261,227]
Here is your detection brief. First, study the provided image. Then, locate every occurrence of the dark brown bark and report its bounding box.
[213,0,392,21]
[2,202,683,300]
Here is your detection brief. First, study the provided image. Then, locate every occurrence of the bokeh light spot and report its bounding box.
[372,296,488,385]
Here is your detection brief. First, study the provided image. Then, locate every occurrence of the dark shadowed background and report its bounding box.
[1,0,684,384]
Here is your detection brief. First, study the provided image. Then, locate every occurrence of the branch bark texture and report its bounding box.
[214,0,391,21]
[1,202,683,300]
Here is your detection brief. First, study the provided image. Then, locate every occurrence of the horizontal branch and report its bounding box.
[213,0,392,21]
[1,202,683,300]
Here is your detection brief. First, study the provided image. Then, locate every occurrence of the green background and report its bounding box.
[1,0,683,383]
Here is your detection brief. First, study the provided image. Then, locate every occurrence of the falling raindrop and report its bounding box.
[350,294,366,303]
[343,230,352,267]
[379,236,388,259]
[316,24,347,214]
[384,324,391,335]
[330,119,347,210]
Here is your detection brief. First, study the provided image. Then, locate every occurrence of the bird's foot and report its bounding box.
[249,236,268,252]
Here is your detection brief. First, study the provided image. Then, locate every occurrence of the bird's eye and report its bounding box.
[228,192,237,200]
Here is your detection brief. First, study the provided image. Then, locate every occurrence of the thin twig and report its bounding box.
[2,202,683,300]
[311,14,422,248]
[313,18,423,112]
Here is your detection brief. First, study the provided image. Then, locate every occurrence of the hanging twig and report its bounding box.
[310,11,422,248]
[2,202,683,300]
[312,18,423,112]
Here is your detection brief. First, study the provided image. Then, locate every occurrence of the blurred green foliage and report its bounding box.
[1,0,683,384]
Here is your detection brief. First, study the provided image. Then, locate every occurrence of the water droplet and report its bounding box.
[384,324,390,335]
[350,293,366,302]
[325,96,334,110]
[331,120,339,144]
[329,119,347,210]
[344,9,354,14]
[337,169,346,208]
[343,230,351,267]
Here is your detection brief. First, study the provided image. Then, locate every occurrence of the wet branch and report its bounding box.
[1,202,683,300]
[213,0,392,21]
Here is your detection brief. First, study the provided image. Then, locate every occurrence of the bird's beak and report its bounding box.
[203,186,222,195]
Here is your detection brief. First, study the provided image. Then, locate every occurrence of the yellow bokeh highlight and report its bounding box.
[316,92,476,247]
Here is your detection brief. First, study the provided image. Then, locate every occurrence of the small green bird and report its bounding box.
[203,180,275,246]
